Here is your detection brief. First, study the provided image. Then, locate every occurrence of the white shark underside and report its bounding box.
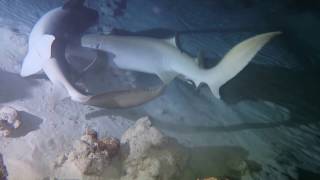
[81,32,281,99]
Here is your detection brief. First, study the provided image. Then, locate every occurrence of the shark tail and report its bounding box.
[44,57,165,108]
[85,85,166,108]
[202,31,281,99]
[51,80,165,109]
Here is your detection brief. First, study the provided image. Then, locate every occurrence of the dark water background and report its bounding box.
[0,0,319,179]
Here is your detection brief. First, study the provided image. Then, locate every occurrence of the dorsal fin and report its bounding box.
[63,0,85,9]
[195,50,205,68]
[164,36,178,48]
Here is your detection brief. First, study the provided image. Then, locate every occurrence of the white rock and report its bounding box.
[0,154,7,179]
[68,129,121,177]
[121,117,188,180]
[70,140,111,175]
[121,116,165,160]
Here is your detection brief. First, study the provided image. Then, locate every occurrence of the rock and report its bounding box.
[53,154,68,169]
[120,117,188,180]
[0,106,21,137]
[197,177,218,180]
[98,137,120,158]
[226,158,248,176]
[121,157,161,180]
[69,128,120,176]
[72,148,110,175]
[0,154,7,180]
[55,118,189,179]
[80,127,98,144]
[121,116,165,160]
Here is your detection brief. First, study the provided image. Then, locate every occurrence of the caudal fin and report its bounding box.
[204,31,281,99]
[86,85,166,108]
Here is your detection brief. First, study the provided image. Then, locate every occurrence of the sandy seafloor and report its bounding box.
[0,0,320,179]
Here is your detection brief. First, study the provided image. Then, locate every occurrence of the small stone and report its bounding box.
[53,154,68,169]
[85,128,98,140]
[0,154,7,179]
[12,120,21,129]
[98,137,120,158]
[197,178,218,180]
[227,158,248,176]
[70,129,120,176]
[0,106,21,137]
[80,128,98,145]
[0,129,10,137]
[73,148,111,175]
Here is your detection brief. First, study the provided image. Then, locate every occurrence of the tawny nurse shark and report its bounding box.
[20,0,165,108]
[81,32,281,99]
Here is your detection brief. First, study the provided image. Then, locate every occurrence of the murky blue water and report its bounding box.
[0,0,319,179]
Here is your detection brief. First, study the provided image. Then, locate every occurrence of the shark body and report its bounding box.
[81,32,281,99]
[20,0,164,108]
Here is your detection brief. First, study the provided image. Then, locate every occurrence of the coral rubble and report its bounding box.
[68,128,120,175]
[54,117,261,180]
[120,117,188,180]
[56,117,189,179]
[0,154,7,180]
[0,106,21,137]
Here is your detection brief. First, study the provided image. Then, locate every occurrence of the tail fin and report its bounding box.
[204,31,281,99]
[85,85,166,108]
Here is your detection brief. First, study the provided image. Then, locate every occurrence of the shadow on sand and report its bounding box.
[9,111,43,138]
[85,64,320,133]
[182,145,262,180]
[0,153,8,180]
[0,70,38,103]
[162,64,320,133]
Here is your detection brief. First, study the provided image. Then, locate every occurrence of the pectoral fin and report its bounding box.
[20,35,55,77]
[20,50,43,77]
[164,36,178,48]
[195,50,205,68]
